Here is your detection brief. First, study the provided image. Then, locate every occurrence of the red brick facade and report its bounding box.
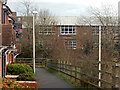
[0,2,22,78]
[0,53,2,78]
[0,2,2,24]
[1,24,12,46]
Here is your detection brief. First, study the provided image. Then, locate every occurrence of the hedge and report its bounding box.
[17,73,36,81]
[7,64,33,75]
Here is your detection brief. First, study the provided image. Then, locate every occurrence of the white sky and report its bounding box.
[7,0,120,16]
[35,0,119,6]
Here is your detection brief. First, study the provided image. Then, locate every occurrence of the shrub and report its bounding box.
[2,78,34,88]
[7,64,33,75]
[17,73,36,81]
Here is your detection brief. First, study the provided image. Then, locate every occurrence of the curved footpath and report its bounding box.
[35,68,73,88]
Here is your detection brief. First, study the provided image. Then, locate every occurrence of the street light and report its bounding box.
[33,10,38,73]
[99,26,102,87]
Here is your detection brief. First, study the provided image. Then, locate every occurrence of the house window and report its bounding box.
[72,41,77,49]
[15,17,21,22]
[60,25,77,34]
[14,23,22,29]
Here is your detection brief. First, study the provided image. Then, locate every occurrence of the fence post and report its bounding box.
[65,61,67,76]
[60,60,61,72]
[75,66,77,82]
[56,60,58,72]
[65,61,67,74]
[64,61,65,73]
[61,60,63,72]
[112,58,119,89]
[44,58,47,67]
[58,60,60,72]
[49,59,51,68]
[70,61,72,79]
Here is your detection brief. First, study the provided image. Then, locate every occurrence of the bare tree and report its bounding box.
[77,3,118,60]
[34,9,58,58]
[14,0,34,16]
[16,0,38,58]
[88,4,117,26]
[37,9,58,25]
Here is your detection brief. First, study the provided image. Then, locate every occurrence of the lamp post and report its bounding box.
[99,26,102,87]
[33,11,38,73]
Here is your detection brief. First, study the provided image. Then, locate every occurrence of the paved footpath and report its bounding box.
[35,68,73,88]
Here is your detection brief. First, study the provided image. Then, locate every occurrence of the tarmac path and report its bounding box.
[35,68,73,88]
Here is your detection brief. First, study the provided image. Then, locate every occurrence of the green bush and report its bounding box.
[7,64,33,75]
[17,73,36,81]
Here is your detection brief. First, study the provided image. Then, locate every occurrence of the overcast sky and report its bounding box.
[7,0,119,16]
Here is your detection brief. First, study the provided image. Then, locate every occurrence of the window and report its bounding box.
[60,25,77,34]
[92,26,99,35]
[14,23,22,29]
[15,17,21,22]
[65,41,77,49]
[39,26,56,35]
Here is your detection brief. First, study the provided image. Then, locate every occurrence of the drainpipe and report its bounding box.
[1,2,3,24]
[8,51,11,64]
[4,50,9,77]
[5,50,9,65]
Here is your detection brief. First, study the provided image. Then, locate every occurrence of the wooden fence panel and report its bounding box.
[46,59,120,89]
[16,58,47,67]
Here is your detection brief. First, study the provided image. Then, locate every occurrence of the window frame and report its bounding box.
[60,25,77,35]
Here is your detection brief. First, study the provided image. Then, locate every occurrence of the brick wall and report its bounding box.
[0,2,2,24]
[4,11,9,24]
[0,25,2,45]
[1,24,12,46]
[12,12,16,16]
[0,53,2,78]
[4,52,13,76]
[0,53,2,88]
[16,43,21,54]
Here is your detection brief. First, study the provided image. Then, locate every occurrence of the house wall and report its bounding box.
[1,24,12,46]
[0,3,21,78]
[4,11,9,24]
[58,26,92,49]
[0,53,2,88]
[77,26,93,48]
[12,12,16,17]
[16,43,21,54]
[0,2,2,80]
[4,52,15,76]
[0,2,2,24]
[0,53,2,78]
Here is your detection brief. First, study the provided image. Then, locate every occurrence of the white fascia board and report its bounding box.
[57,24,77,25]
[9,49,17,53]
[0,46,7,53]
[8,17,12,20]
[8,51,11,54]
[3,5,7,9]
[5,50,9,55]
[14,54,19,58]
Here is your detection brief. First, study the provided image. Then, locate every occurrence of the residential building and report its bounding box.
[0,1,22,79]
